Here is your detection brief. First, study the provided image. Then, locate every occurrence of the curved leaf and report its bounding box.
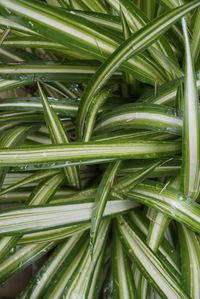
[0,0,165,85]
[77,0,200,138]
[0,242,55,284]
[38,82,80,188]
[116,216,189,299]
[178,224,200,299]
[90,161,121,251]
[125,182,200,233]
[63,220,109,298]
[23,232,86,299]
[95,104,182,135]
[181,17,200,200]
[0,169,59,196]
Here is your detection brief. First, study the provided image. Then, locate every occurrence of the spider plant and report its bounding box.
[0,0,199,298]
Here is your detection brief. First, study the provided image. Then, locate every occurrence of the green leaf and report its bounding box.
[145,175,181,254]
[119,158,180,178]
[191,7,200,65]
[2,36,93,60]
[0,242,55,284]
[0,15,37,34]
[0,79,31,92]
[43,237,88,299]
[0,125,38,189]
[142,75,200,105]
[142,0,157,20]
[22,232,86,299]
[159,0,185,9]
[181,17,200,200]
[0,169,59,196]
[0,140,181,166]
[83,86,112,142]
[0,172,63,262]
[0,111,44,124]
[79,0,108,13]
[0,97,79,117]
[138,176,181,298]
[112,160,163,196]
[178,224,200,298]
[38,82,80,188]
[125,181,200,232]
[0,61,110,82]
[0,236,19,262]
[0,0,165,85]
[116,216,189,299]
[95,104,182,135]
[107,0,181,79]
[19,223,90,244]
[129,210,181,276]
[63,220,109,298]
[77,0,200,138]
[28,173,63,205]
[0,200,138,235]
[112,227,137,298]
[90,161,121,252]
[0,0,199,295]
[66,9,121,34]
[120,7,131,40]
[93,130,174,142]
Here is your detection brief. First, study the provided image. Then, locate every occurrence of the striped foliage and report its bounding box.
[0,0,199,298]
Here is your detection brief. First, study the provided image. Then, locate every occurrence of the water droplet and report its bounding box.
[28,21,34,27]
[179,195,184,201]
[185,196,193,205]
[19,75,27,80]
[36,277,41,284]
[5,8,11,14]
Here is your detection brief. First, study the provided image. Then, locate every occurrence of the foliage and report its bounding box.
[0,0,200,298]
